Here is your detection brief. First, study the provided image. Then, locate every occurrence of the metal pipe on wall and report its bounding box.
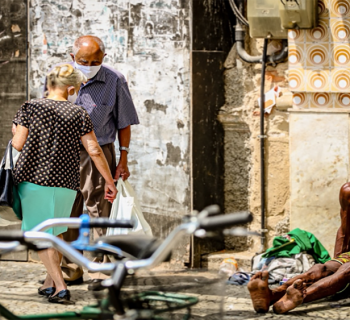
[259,38,269,251]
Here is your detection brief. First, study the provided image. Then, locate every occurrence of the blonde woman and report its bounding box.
[12,64,117,304]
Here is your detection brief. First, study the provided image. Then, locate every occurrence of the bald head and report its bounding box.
[70,35,106,67]
[73,36,105,55]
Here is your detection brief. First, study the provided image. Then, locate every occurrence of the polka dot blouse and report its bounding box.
[12,98,94,191]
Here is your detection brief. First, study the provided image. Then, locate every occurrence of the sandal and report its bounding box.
[227,272,250,286]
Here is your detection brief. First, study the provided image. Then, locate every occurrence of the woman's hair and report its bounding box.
[47,64,87,89]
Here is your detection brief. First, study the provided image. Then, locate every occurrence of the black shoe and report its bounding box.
[48,289,72,304]
[38,287,55,297]
[87,279,105,291]
[38,276,84,286]
[65,276,84,286]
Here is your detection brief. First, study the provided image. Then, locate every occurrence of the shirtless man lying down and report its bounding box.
[248,183,350,314]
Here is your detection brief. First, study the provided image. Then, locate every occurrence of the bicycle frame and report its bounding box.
[0,208,252,320]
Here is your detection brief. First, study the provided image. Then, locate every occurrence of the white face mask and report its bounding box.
[74,61,102,79]
[67,86,78,104]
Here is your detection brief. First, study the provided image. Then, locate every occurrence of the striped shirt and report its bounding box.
[45,63,139,146]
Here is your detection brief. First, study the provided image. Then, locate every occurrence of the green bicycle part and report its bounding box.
[0,301,114,320]
[125,291,198,314]
[0,292,198,320]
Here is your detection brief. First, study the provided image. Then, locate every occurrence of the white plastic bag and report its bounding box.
[106,178,153,236]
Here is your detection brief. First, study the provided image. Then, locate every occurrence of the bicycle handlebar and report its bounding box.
[0,207,254,275]
[0,230,24,242]
[88,218,134,229]
[198,211,252,230]
[31,217,134,232]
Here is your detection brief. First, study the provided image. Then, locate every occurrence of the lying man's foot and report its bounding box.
[247,270,271,313]
[273,279,306,314]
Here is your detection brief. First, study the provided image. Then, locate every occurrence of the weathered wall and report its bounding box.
[221,0,350,256]
[29,0,191,262]
[220,38,290,253]
[0,0,27,156]
[191,0,235,265]
[0,0,27,234]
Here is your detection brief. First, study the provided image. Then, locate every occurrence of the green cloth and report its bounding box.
[18,182,76,236]
[262,228,331,264]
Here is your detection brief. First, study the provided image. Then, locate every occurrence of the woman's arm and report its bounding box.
[81,131,117,203]
[12,125,28,151]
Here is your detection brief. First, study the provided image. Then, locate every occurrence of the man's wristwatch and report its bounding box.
[119,146,130,153]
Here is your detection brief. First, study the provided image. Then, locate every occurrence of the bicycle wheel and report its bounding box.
[119,270,226,319]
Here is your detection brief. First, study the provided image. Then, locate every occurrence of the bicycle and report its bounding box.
[0,206,253,320]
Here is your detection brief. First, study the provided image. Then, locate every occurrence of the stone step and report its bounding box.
[201,250,257,272]
[0,219,27,261]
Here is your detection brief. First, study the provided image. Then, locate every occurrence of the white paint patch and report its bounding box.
[317,96,326,105]
[289,79,298,88]
[289,55,297,63]
[313,54,322,64]
[293,96,301,105]
[338,30,347,39]
[313,30,322,39]
[314,79,323,88]
[339,79,348,88]
[338,54,347,64]
[342,97,350,105]
[288,30,297,39]
[338,5,347,14]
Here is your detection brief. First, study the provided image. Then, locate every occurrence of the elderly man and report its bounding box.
[248,182,350,313]
[56,35,139,289]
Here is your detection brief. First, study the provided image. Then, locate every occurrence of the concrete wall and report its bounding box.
[29,0,191,261]
[220,39,291,253]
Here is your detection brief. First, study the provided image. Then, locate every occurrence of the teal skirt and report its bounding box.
[18,182,77,236]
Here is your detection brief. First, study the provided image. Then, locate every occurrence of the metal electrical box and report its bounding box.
[279,0,318,30]
[247,0,318,39]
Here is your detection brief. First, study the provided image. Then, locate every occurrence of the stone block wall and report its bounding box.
[220,38,290,253]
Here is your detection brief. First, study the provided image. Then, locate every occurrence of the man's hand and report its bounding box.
[105,181,117,203]
[114,157,130,181]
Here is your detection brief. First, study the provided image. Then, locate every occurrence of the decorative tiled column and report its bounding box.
[288,0,350,255]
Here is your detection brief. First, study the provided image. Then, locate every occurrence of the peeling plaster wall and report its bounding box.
[220,39,290,253]
[29,0,191,262]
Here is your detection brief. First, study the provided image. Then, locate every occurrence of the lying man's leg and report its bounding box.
[273,261,350,313]
[248,260,341,313]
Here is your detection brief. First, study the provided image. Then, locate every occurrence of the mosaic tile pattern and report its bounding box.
[289,0,350,108]
[292,92,350,108]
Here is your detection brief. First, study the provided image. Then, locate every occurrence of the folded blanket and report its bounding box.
[252,252,315,284]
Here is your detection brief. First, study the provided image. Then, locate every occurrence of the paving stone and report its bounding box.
[2,261,350,319]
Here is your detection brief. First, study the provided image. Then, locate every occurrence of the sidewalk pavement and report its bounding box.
[1,261,350,319]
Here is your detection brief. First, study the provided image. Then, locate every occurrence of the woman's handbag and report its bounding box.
[0,140,22,220]
[106,178,152,236]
